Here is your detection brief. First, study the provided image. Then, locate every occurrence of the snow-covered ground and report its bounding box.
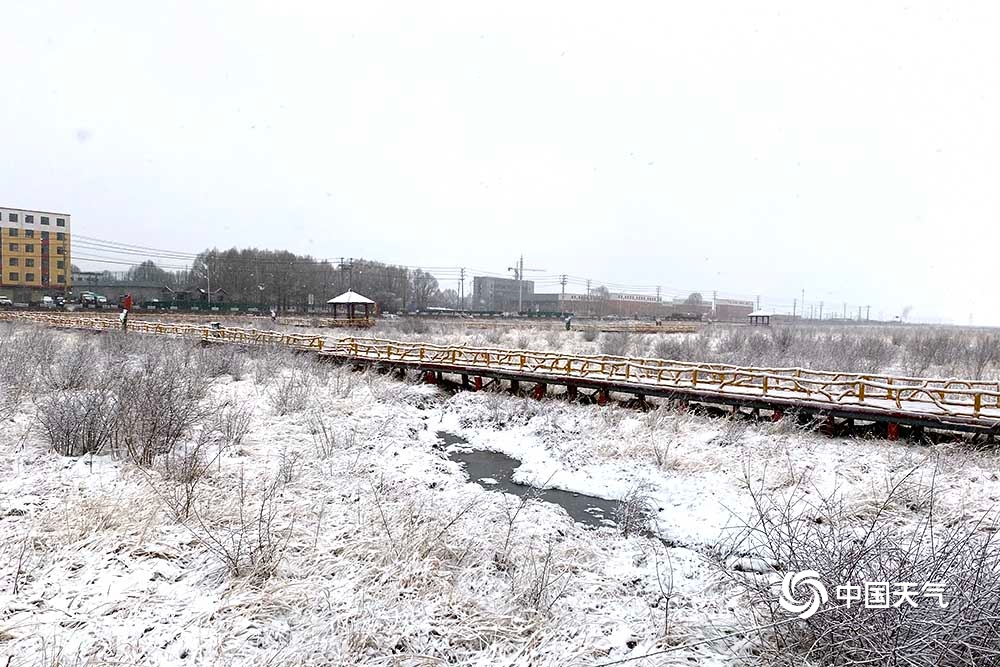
[1,324,997,665]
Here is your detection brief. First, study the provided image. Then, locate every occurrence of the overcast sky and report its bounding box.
[2,1,998,323]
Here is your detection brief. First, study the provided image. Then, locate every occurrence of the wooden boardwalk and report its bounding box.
[5,312,999,437]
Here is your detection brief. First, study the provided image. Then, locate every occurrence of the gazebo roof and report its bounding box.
[327,290,375,305]
[748,310,773,317]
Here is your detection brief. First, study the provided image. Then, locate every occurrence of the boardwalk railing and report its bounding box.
[4,311,1000,422]
[0,312,326,351]
[327,337,1000,419]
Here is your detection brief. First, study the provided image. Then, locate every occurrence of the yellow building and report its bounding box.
[0,206,72,297]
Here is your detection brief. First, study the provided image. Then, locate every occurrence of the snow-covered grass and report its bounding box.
[3,321,1000,666]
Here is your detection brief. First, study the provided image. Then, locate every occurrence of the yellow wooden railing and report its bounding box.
[4,312,999,420]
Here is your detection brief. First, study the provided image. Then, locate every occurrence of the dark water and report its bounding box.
[438,431,621,529]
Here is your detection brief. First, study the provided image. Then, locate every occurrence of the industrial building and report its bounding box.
[0,206,71,300]
[472,276,535,312]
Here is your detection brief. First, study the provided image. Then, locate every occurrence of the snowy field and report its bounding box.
[2,321,999,666]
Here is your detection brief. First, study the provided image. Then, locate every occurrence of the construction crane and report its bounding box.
[507,254,545,313]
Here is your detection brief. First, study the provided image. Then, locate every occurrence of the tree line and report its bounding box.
[112,249,455,312]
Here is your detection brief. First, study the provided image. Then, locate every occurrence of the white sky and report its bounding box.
[2,1,998,323]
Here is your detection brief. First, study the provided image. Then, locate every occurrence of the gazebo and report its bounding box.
[327,290,375,321]
[748,310,772,326]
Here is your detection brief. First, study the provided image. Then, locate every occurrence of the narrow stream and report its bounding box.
[438,431,622,529]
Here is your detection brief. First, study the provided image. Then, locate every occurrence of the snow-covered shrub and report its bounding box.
[599,332,631,357]
[614,482,655,538]
[36,389,118,457]
[43,338,99,391]
[197,344,247,380]
[581,326,598,342]
[962,332,1000,379]
[214,396,253,450]
[720,475,1000,667]
[111,361,210,466]
[194,471,293,580]
[267,369,315,415]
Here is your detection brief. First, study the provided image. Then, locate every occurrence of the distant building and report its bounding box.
[0,206,72,296]
[472,276,534,312]
[714,298,754,322]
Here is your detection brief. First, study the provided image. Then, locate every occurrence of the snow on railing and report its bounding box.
[4,312,999,419]
[326,336,1000,418]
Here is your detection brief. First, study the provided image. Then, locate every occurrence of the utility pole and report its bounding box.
[843,302,847,320]
[756,295,760,310]
[206,256,211,305]
[858,305,862,321]
[793,299,797,317]
[560,274,567,295]
[819,301,824,320]
[866,305,870,321]
[801,289,805,319]
[459,268,465,311]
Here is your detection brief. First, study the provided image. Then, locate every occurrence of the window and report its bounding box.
[56,218,65,227]
[56,232,65,241]
[56,261,64,269]
[8,258,17,266]
[25,273,34,282]
[41,231,48,240]
[7,243,16,252]
[8,228,17,238]
[25,244,33,252]
[56,247,65,254]
[42,259,49,268]
[40,216,49,225]
[57,275,66,283]
[25,215,33,223]
[9,213,17,222]
[25,259,34,268]
[8,273,17,282]
[24,230,33,238]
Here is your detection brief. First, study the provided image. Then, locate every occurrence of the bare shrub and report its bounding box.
[853,333,894,373]
[514,330,531,349]
[903,329,955,376]
[599,332,631,357]
[198,344,248,380]
[543,328,562,350]
[278,447,303,484]
[963,332,1000,379]
[513,540,572,613]
[36,390,118,457]
[190,470,293,579]
[43,339,99,391]
[161,428,218,519]
[308,411,353,458]
[719,473,1000,667]
[615,481,655,538]
[215,397,253,450]
[581,326,598,343]
[327,364,358,398]
[267,369,315,416]
[399,317,430,335]
[111,363,210,466]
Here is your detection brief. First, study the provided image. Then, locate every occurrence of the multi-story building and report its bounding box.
[472,276,535,312]
[0,206,72,299]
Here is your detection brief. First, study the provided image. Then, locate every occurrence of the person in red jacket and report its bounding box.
[120,293,133,331]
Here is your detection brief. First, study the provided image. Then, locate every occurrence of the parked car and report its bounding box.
[0,296,12,307]
[96,294,108,305]
[40,296,55,308]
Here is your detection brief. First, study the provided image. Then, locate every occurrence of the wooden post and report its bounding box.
[887,422,900,441]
